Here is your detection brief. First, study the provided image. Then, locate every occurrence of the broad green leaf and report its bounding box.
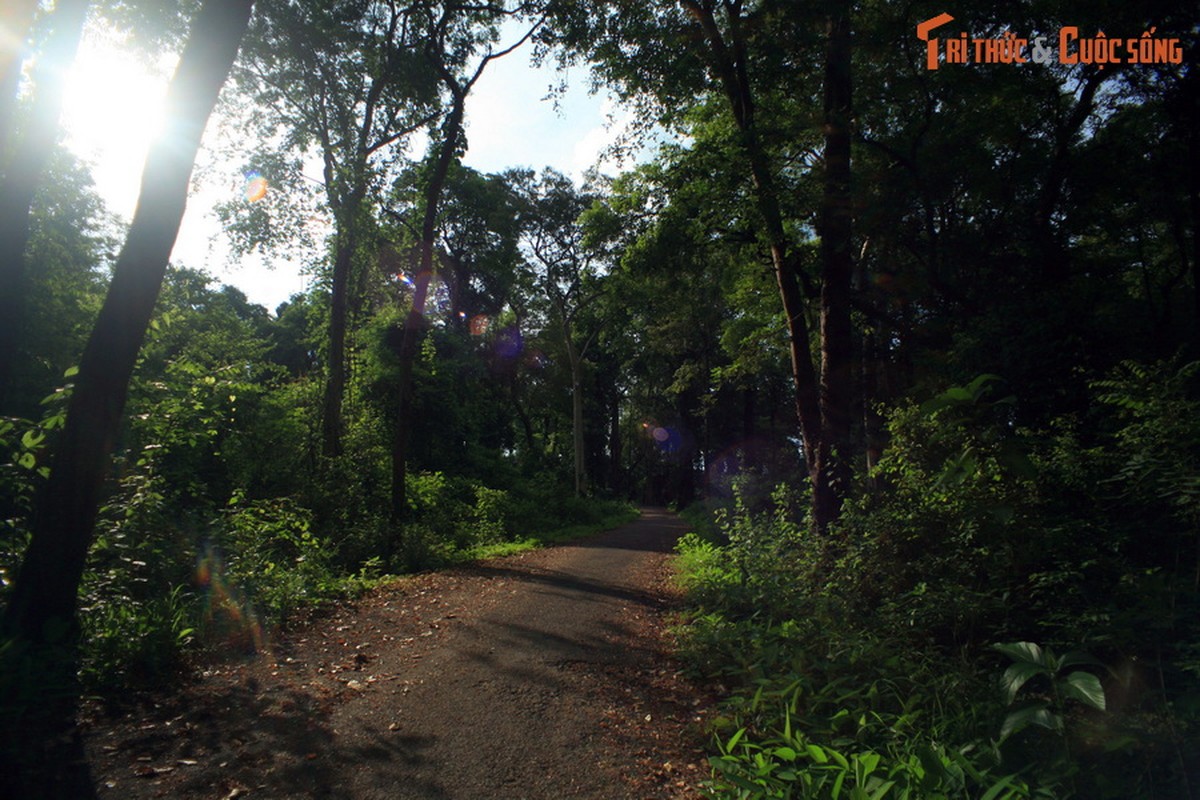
[993,641,1044,666]
[806,743,829,763]
[774,746,798,760]
[1001,661,1050,704]
[868,779,897,799]
[20,429,45,449]
[966,373,1002,398]
[1000,704,1058,740]
[1061,671,1106,710]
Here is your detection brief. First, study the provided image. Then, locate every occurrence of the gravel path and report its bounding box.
[84,508,713,799]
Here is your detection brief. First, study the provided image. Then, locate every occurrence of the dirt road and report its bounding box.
[85,508,712,799]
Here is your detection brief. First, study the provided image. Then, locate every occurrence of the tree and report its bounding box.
[545,0,856,529]
[511,168,603,496]
[0,0,253,793]
[229,0,440,458]
[390,5,538,520]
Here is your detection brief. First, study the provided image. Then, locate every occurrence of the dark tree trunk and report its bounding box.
[0,1,252,794]
[815,4,854,527]
[321,231,354,457]
[391,94,465,524]
[0,0,89,412]
[682,0,827,526]
[608,391,622,495]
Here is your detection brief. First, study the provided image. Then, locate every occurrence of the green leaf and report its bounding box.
[806,743,829,763]
[993,641,1045,666]
[1001,661,1050,704]
[774,746,798,761]
[832,769,846,798]
[20,429,45,449]
[1000,704,1058,740]
[857,751,881,777]
[1061,671,1106,710]
[965,373,1002,399]
[17,452,35,469]
[980,773,1024,800]
[727,773,763,793]
[868,779,896,800]
[63,365,79,378]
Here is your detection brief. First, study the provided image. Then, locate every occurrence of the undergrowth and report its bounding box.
[674,367,1200,799]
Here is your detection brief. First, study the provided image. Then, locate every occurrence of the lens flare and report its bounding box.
[469,314,490,336]
[243,171,268,203]
[425,275,451,319]
[196,546,266,653]
[494,327,523,359]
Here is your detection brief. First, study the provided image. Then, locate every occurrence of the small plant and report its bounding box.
[992,642,1109,796]
[993,641,1106,741]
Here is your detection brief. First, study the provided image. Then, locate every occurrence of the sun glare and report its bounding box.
[60,24,175,218]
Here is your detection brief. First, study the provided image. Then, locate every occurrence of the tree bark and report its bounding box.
[566,329,587,496]
[321,225,355,458]
[608,390,622,494]
[815,4,854,527]
[681,0,829,526]
[0,1,252,794]
[0,0,89,413]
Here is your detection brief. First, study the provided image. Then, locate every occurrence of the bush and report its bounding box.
[217,494,338,621]
[674,370,1200,798]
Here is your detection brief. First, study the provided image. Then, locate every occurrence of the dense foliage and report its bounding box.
[673,364,1200,797]
[1,0,1198,796]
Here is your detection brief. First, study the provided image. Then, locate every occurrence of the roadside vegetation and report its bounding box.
[2,0,1198,795]
[673,368,1200,799]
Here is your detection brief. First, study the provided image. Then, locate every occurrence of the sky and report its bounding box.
[60,18,643,312]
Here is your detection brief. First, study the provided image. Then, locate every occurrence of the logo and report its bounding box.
[917,13,1184,70]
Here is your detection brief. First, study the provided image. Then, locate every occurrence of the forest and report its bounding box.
[1,0,1198,797]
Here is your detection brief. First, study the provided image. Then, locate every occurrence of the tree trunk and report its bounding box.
[0,1,252,794]
[683,0,828,525]
[391,94,465,524]
[608,391,622,494]
[815,4,854,527]
[568,339,587,496]
[321,232,353,457]
[0,0,89,412]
